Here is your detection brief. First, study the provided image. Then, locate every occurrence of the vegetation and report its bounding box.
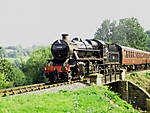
[126,71,150,90]
[0,46,52,89]
[0,58,26,88]
[0,45,29,58]
[146,30,150,52]
[0,47,24,88]
[0,45,41,66]
[0,86,139,113]
[94,17,148,51]
[20,46,52,84]
[0,45,41,58]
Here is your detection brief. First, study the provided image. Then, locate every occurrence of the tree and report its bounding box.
[146,30,150,51]
[94,19,116,43]
[117,18,147,50]
[94,18,147,50]
[0,72,12,89]
[20,46,52,84]
[0,58,26,88]
[0,46,2,56]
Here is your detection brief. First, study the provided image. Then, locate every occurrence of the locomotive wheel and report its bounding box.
[67,72,72,82]
[47,73,55,84]
[79,66,85,79]
[79,74,85,79]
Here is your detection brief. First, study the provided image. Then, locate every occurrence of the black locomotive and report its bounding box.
[41,34,121,83]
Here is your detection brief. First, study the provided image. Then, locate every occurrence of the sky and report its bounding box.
[0,0,150,48]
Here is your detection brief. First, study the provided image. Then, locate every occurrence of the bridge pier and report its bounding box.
[117,81,129,102]
[87,73,103,85]
[147,99,150,111]
[108,81,150,111]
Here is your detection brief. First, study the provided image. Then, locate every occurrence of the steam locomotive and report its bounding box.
[41,34,150,83]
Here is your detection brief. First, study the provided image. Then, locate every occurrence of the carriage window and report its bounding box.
[131,52,132,58]
[125,51,128,58]
[128,51,130,58]
[124,51,126,57]
[133,52,134,58]
[139,53,141,58]
[126,51,128,58]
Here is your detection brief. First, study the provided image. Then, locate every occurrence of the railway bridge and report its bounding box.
[87,70,150,111]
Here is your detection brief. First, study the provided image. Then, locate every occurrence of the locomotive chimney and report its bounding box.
[62,34,69,40]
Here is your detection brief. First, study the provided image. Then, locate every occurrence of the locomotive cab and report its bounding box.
[103,44,120,64]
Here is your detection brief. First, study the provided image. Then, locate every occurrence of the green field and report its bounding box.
[0,86,138,113]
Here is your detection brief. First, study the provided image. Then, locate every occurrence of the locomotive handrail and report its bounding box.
[104,62,120,65]
[74,49,100,52]
[77,58,104,61]
[108,51,119,54]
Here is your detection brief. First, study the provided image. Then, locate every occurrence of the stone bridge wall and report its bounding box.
[108,81,150,111]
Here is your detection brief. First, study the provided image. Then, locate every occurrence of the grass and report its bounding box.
[126,70,150,89]
[0,85,139,113]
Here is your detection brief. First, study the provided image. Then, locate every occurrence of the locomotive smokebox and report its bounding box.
[62,34,69,40]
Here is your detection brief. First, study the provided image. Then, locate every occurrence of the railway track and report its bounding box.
[0,78,89,97]
[1,69,149,97]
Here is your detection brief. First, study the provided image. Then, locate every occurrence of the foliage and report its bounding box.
[20,46,52,84]
[0,45,52,89]
[0,72,13,89]
[146,30,150,51]
[0,47,1,54]
[0,86,138,113]
[95,19,117,42]
[0,58,26,88]
[145,72,150,78]
[103,87,133,110]
[130,72,139,77]
[0,45,41,64]
[95,17,148,50]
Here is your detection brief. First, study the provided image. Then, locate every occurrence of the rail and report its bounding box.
[0,78,89,97]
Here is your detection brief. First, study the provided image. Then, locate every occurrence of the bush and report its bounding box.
[145,72,150,78]
[20,46,52,84]
[11,68,27,86]
[130,72,139,77]
[0,72,13,89]
[0,58,27,88]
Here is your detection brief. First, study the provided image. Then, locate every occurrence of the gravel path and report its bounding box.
[15,82,89,96]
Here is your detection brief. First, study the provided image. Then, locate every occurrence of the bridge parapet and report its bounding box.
[87,69,125,85]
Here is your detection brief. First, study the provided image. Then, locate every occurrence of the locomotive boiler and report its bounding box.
[41,34,112,83]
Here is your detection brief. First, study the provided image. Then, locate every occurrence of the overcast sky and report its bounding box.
[0,0,150,47]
